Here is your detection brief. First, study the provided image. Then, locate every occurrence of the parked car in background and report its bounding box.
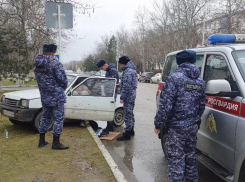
[139,72,154,83]
[150,73,162,84]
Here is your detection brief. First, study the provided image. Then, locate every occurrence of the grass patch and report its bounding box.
[0,111,115,181]
[2,79,37,86]
[2,79,14,86]
[23,79,37,86]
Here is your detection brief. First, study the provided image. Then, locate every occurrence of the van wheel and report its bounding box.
[113,108,124,127]
[33,111,53,132]
[161,134,167,158]
[239,161,245,182]
[9,119,23,125]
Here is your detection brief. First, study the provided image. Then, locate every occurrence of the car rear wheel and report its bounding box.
[113,108,124,127]
[33,111,53,132]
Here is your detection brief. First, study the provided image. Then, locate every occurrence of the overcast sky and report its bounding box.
[61,0,154,63]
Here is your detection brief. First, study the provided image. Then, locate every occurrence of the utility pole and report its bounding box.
[116,38,119,71]
[202,2,207,45]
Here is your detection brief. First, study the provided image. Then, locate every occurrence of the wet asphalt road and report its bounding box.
[99,82,224,182]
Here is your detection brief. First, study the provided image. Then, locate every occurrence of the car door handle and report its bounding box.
[110,101,115,103]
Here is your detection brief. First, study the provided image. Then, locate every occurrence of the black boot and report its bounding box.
[129,130,135,136]
[99,129,109,137]
[106,122,115,132]
[117,131,131,141]
[52,134,69,150]
[38,133,49,148]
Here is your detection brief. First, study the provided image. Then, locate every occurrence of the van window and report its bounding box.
[162,54,204,82]
[162,55,177,82]
[232,50,245,82]
[204,54,239,91]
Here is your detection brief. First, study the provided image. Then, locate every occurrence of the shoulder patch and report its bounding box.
[185,83,203,92]
[35,67,47,73]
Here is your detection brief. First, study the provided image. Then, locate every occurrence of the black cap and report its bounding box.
[119,56,130,65]
[96,59,106,68]
[176,50,196,65]
[43,44,57,53]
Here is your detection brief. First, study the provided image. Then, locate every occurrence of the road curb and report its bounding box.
[87,126,127,182]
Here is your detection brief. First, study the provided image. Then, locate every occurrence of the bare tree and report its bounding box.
[134,5,150,72]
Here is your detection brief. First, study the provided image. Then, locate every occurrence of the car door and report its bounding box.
[65,77,117,121]
[197,53,242,171]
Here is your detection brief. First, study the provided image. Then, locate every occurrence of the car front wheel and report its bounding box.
[113,108,124,126]
[33,111,53,132]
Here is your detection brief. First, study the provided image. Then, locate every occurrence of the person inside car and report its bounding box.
[73,85,91,96]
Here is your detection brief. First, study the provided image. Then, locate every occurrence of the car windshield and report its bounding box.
[232,50,245,81]
[67,75,76,87]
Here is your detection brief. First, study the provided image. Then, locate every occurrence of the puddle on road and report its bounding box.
[96,121,167,182]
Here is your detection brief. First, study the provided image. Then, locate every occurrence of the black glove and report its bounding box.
[158,125,169,139]
[197,119,201,130]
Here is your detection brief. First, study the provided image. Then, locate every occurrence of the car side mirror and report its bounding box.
[67,90,72,96]
[205,79,240,98]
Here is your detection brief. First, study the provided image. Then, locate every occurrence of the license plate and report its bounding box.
[3,110,14,117]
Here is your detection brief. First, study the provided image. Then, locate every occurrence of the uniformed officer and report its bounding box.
[117,56,138,141]
[154,50,206,182]
[96,60,119,136]
[35,44,69,150]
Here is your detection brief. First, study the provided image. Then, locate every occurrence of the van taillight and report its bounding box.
[158,82,164,91]
[156,82,165,99]
[145,75,148,78]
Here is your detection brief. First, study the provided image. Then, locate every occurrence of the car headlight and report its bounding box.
[1,95,5,103]
[20,99,29,108]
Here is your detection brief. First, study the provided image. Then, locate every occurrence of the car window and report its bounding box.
[71,77,87,89]
[147,73,154,77]
[72,78,116,97]
[67,75,76,87]
[204,54,239,91]
[162,54,204,82]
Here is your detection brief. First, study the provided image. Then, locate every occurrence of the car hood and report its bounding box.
[4,89,40,100]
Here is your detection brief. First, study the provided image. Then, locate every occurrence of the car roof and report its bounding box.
[67,74,114,79]
[166,44,245,56]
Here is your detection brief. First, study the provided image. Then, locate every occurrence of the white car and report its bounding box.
[0,74,124,131]
[150,73,162,84]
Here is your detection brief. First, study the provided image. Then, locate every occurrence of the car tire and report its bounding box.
[150,79,153,84]
[9,119,24,125]
[113,108,124,127]
[161,134,168,158]
[33,111,53,132]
